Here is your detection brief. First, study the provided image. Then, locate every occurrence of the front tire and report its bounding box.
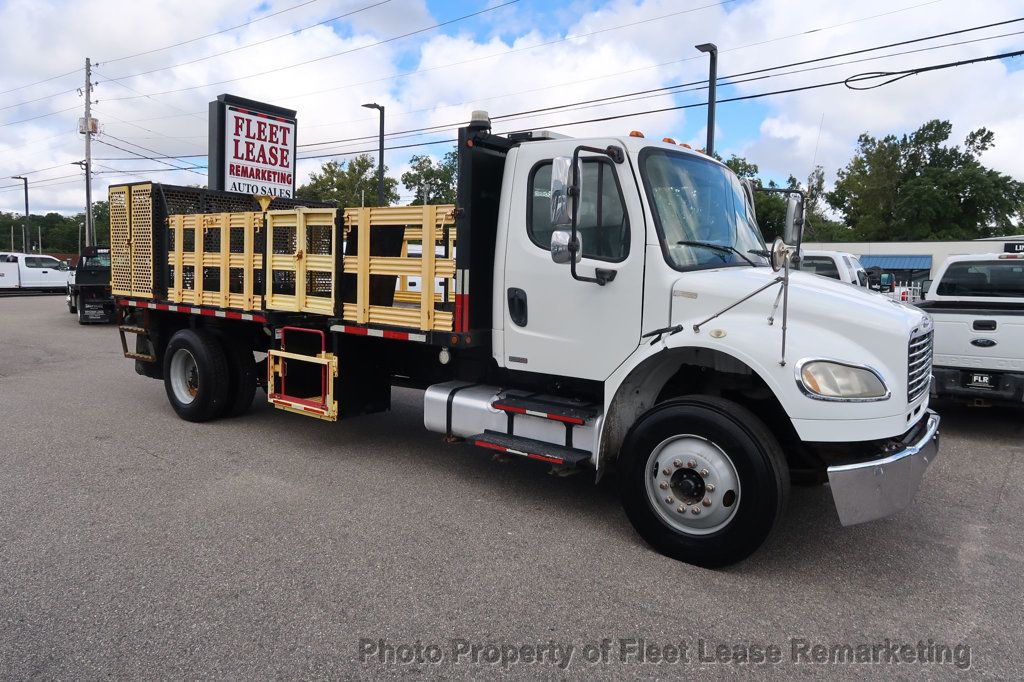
[619,396,789,568]
[163,329,229,422]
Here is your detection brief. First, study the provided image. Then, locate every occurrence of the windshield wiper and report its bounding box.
[676,240,757,267]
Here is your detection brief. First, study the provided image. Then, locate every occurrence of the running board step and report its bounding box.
[491,395,600,425]
[471,431,591,466]
[124,351,156,362]
[118,325,147,334]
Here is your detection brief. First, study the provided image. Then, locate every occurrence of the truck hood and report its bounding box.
[668,267,929,409]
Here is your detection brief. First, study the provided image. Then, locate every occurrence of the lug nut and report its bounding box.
[673,458,682,468]
[691,507,701,515]
[659,481,669,490]
[677,506,686,513]
[665,497,674,504]
[662,468,671,476]
[702,497,712,507]
[687,459,697,468]
[700,468,710,477]
[706,483,715,493]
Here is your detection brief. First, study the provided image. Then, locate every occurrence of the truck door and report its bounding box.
[501,141,645,381]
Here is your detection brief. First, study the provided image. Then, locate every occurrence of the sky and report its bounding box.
[1,0,1023,216]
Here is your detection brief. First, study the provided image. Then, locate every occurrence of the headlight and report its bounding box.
[797,360,889,401]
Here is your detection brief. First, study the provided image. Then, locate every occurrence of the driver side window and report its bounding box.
[528,159,629,262]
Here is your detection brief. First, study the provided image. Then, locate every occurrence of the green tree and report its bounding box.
[827,119,1024,240]
[401,150,457,205]
[296,154,399,207]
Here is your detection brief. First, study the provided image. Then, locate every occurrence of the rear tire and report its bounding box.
[214,333,258,418]
[618,396,789,568]
[163,329,229,422]
[77,304,87,325]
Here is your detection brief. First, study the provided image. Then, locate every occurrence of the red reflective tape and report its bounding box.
[345,326,368,336]
[526,453,564,464]
[474,440,507,452]
[493,403,526,415]
[382,330,407,340]
[460,294,470,332]
[454,294,463,331]
[547,413,585,425]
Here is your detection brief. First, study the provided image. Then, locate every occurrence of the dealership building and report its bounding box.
[803,236,1024,283]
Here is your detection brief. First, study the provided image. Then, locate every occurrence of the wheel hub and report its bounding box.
[645,435,741,535]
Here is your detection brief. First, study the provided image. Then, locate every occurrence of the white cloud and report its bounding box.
[0,0,1022,216]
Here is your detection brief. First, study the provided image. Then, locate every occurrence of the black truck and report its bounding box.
[66,246,114,324]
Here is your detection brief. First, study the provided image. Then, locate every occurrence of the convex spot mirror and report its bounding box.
[783,194,805,247]
[551,230,583,264]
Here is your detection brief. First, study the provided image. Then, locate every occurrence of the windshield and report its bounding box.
[936,260,1024,297]
[640,148,767,270]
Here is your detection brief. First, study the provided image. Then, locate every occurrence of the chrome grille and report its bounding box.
[908,329,933,403]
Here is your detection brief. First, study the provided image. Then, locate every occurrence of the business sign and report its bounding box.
[1004,242,1024,254]
[208,94,297,198]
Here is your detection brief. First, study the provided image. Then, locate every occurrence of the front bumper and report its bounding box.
[826,410,940,526]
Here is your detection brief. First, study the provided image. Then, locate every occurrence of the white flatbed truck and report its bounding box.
[109,113,939,567]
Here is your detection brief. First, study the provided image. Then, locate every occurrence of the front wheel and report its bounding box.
[618,396,789,568]
[163,329,229,422]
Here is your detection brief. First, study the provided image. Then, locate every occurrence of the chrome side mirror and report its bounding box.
[783,194,805,248]
[551,229,582,264]
[549,156,579,227]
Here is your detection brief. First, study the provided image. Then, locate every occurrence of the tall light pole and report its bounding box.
[696,43,718,157]
[11,176,29,253]
[362,102,385,206]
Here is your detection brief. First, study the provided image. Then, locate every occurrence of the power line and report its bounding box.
[100,0,326,65]
[93,0,948,132]
[296,20,1024,152]
[0,106,80,129]
[0,0,327,103]
[100,0,523,102]
[93,137,207,176]
[100,0,392,83]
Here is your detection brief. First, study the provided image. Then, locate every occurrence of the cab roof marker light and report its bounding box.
[629,130,645,138]
[662,137,677,144]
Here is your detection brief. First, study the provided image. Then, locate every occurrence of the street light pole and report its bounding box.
[362,102,385,206]
[696,43,718,157]
[11,176,29,253]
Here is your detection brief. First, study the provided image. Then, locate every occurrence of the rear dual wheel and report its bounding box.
[163,329,258,421]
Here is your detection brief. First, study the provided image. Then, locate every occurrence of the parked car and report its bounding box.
[0,252,69,290]
[917,253,1024,406]
[797,250,869,287]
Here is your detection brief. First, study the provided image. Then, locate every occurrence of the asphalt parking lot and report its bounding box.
[1,294,1022,679]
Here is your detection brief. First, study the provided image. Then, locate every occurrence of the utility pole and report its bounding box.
[82,57,95,246]
[11,176,28,253]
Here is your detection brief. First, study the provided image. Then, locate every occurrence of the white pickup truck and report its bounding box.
[918,253,1024,406]
[798,249,869,288]
[0,252,70,290]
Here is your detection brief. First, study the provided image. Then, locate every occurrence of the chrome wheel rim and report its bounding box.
[169,348,199,405]
[644,434,741,536]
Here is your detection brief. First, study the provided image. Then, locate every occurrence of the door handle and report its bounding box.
[507,287,528,327]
